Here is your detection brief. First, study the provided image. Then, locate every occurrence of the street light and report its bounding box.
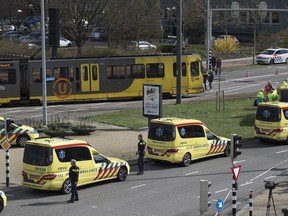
[166,7,176,37]
[17,9,22,45]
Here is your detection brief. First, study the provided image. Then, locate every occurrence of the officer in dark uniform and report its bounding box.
[136,134,146,175]
[67,159,79,203]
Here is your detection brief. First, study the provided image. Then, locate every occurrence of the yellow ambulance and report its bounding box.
[0,190,7,213]
[22,137,130,194]
[0,117,39,147]
[255,102,288,143]
[147,117,230,166]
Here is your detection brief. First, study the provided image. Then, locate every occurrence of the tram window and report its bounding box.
[173,62,187,77]
[76,67,80,81]
[191,62,200,76]
[126,64,145,78]
[82,66,88,81]
[32,68,42,82]
[106,65,125,79]
[92,65,98,80]
[0,69,16,84]
[146,63,164,78]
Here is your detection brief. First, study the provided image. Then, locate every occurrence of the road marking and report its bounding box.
[276,150,288,154]
[185,171,199,176]
[91,206,98,208]
[235,160,246,164]
[240,181,253,187]
[131,184,146,189]
[250,159,288,182]
[215,188,229,194]
[264,176,276,180]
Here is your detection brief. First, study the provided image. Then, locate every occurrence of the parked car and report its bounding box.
[19,35,41,44]
[216,35,239,44]
[0,24,16,32]
[59,37,72,47]
[256,48,288,64]
[23,16,41,27]
[133,41,157,51]
[89,27,106,41]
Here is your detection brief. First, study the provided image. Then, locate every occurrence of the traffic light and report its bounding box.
[230,134,241,161]
[233,134,242,159]
[199,179,212,213]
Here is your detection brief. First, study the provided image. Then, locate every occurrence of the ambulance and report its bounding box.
[0,117,39,147]
[22,137,130,194]
[147,117,230,166]
[255,102,288,143]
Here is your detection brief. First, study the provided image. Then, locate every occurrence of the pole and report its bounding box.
[232,175,237,216]
[249,189,253,216]
[206,0,211,72]
[4,119,9,187]
[41,0,47,125]
[6,150,9,187]
[176,0,182,104]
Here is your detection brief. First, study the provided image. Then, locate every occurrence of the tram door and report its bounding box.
[172,62,188,91]
[80,64,99,92]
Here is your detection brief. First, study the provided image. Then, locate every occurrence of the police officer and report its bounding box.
[67,159,79,203]
[136,134,146,175]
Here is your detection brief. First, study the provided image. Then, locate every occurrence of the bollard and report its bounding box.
[249,189,253,216]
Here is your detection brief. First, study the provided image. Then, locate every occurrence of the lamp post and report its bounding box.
[17,9,22,45]
[166,7,176,37]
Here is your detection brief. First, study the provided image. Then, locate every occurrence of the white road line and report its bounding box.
[240,181,253,187]
[6,110,22,113]
[185,171,199,176]
[235,160,246,164]
[215,188,229,194]
[276,150,288,154]
[264,176,276,180]
[250,159,288,182]
[131,184,146,189]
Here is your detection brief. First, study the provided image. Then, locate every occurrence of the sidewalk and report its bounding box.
[238,180,288,216]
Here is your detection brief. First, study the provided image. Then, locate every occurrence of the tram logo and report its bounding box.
[53,78,73,99]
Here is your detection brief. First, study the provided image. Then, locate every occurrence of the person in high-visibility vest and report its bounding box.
[280,79,288,88]
[254,89,265,106]
[267,88,279,102]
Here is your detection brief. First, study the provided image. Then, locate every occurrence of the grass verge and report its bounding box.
[87,97,257,139]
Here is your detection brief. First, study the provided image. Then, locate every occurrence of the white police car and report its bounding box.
[256,48,288,64]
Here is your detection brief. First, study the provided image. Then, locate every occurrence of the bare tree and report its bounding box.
[46,0,107,54]
[102,0,161,48]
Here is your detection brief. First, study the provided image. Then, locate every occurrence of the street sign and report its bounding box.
[231,165,241,181]
[1,139,11,151]
[216,199,225,212]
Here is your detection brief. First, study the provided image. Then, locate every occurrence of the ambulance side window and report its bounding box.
[93,153,109,164]
[177,125,205,138]
[55,147,92,162]
[283,109,288,119]
[0,120,4,130]
[206,131,218,140]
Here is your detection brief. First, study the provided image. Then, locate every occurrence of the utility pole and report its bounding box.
[176,0,182,104]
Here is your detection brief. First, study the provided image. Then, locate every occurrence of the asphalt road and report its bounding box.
[2,139,288,216]
[1,64,288,216]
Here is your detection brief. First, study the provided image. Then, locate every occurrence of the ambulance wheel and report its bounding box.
[224,145,230,157]
[60,179,72,194]
[0,198,4,213]
[117,166,128,181]
[17,135,29,147]
[181,153,191,167]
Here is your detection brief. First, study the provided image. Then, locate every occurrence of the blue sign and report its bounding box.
[216,199,224,212]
